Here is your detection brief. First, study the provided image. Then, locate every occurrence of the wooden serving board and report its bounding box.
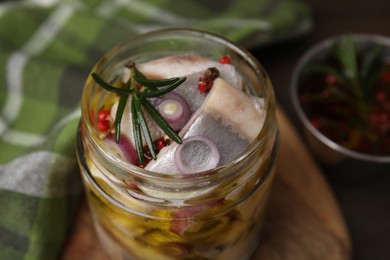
[61,108,352,260]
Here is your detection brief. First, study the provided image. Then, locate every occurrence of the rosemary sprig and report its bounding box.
[133,67,182,89]
[91,63,186,165]
[91,73,133,96]
[307,36,384,117]
[131,95,144,164]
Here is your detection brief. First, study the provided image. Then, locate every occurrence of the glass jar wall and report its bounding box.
[77,28,279,260]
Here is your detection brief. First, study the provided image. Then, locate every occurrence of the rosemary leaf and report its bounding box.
[134,67,183,88]
[142,99,182,144]
[131,96,144,165]
[335,36,359,83]
[91,72,133,96]
[133,93,157,160]
[114,80,132,143]
[145,77,186,98]
[139,88,149,101]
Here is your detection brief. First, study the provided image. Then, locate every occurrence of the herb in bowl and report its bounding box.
[299,35,390,156]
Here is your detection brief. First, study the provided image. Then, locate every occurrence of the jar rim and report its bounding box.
[81,28,277,183]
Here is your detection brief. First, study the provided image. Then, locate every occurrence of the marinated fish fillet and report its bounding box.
[145,78,266,174]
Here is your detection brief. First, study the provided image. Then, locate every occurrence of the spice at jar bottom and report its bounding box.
[77,29,279,260]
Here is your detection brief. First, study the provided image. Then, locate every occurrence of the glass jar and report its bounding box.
[77,28,279,260]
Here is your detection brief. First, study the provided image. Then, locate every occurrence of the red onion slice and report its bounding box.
[174,136,220,174]
[154,92,191,131]
[104,134,138,165]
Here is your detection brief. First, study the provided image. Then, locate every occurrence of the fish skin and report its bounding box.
[198,78,266,142]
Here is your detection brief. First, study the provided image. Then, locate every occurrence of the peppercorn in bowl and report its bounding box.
[291,34,390,166]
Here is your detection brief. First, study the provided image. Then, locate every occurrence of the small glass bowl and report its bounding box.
[291,34,390,179]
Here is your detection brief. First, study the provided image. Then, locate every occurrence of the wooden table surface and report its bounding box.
[255,1,390,259]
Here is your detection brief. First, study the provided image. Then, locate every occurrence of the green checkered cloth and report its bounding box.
[0,0,312,259]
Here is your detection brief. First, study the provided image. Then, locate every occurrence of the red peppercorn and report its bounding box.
[198,81,208,93]
[97,120,110,132]
[198,67,220,93]
[325,74,337,85]
[219,55,231,64]
[138,159,151,168]
[154,137,167,152]
[98,109,111,122]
